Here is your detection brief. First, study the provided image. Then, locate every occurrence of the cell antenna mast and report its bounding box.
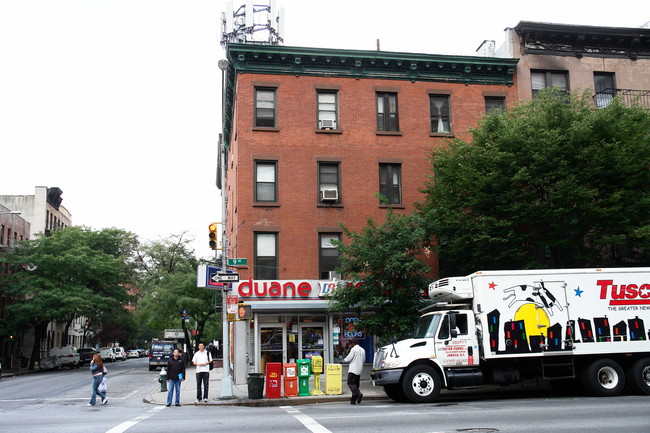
[220,1,284,46]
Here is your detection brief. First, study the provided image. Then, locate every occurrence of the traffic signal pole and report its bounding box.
[218,58,234,400]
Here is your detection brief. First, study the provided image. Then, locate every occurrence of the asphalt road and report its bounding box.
[1,357,649,433]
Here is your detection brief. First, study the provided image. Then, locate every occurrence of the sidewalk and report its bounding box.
[144,364,386,407]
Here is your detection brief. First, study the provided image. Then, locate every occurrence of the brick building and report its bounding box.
[219,42,518,382]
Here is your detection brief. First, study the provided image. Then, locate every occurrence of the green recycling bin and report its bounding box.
[247,373,265,399]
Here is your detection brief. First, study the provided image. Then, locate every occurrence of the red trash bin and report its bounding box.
[265,362,282,399]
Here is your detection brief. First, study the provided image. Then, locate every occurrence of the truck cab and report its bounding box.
[371,308,481,403]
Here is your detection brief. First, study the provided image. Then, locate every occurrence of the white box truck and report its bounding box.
[370,268,650,402]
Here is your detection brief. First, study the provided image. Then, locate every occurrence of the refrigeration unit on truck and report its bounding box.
[370,268,650,402]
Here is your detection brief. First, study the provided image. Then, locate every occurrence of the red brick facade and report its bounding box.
[223,45,518,281]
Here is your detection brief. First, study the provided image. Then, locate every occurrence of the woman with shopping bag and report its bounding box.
[87,353,107,406]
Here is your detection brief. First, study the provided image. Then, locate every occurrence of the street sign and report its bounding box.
[197,264,235,290]
[218,272,240,282]
[227,258,247,266]
[227,295,238,314]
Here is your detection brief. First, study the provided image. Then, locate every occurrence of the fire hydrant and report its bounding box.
[159,367,168,392]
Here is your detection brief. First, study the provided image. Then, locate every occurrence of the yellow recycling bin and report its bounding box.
[310,356,324,395]
[325,363,342,395]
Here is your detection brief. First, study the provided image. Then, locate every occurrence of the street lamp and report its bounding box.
[217,58,234,400]
[0,211,21,247]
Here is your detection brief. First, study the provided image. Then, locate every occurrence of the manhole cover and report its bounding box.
[457,429,499,433]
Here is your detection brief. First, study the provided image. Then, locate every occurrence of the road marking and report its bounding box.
[105,406,165,433]
[280,406,332,433]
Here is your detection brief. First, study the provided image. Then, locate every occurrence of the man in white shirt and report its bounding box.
[343,339,366,404]
[191,343,212,403]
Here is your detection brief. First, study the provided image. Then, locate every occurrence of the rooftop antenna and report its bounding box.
[220,0,284,46]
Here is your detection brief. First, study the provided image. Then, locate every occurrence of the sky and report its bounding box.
[0,0,646,259]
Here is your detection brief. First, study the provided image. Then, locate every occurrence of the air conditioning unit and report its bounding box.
[319,119,336,130]
[320,189,338,202]
[328,271,341,280]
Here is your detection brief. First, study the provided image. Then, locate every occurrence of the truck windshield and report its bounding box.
[412,313,442,339]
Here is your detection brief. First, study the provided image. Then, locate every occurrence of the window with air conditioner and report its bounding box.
[318,162,340,203]
[317,91,338,130]
[319,233,341,280]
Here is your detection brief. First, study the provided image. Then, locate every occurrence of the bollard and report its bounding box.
[159,367,168,392]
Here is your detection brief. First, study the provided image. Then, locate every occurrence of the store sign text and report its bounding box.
[237,279,314,298]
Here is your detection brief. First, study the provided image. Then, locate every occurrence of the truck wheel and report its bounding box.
[383,384,407,402]
[581,358,625,397]
[626,358,650,395]
[401,365,441,403]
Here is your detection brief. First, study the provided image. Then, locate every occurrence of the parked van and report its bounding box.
[113,347,127,361]
[48,346,80,369]
[99,347,116,363]
[148,341,178,371]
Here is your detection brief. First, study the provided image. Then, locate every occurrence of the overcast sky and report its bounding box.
[0,0,646,259]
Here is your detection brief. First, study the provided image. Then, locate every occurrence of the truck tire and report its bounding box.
[626,358,650,395]
[581,358,625,397]
[401,365,441,403]
[383,384,407,402]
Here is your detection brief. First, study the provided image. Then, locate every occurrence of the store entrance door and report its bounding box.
[299,323,326,360]
[260,325,284,373]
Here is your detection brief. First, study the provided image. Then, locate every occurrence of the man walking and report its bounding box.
[343,339,366,404]
[192,342,212,403]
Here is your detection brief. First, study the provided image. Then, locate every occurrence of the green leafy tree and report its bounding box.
[1,226,136,369]
[419,90,650,276]
[327,208,431,344]
[135,233,220,349]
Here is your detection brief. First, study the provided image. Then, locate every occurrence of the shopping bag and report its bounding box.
[98,376,107,393]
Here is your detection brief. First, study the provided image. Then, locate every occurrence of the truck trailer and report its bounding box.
[370,268,650,402]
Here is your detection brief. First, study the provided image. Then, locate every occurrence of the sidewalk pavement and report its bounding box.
[143,364,386,407]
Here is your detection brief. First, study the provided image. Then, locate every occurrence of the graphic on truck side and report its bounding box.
[487,278,649,354]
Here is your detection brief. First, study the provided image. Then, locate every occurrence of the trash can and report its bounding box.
[247,373,265,399]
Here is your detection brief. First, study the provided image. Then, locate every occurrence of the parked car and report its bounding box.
[127,349,139,359]
[113,347,127,361]
[48,346,80,369]
[77,348,96,366]
[99,347,116,363]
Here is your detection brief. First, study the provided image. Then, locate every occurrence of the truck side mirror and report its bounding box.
[449,313,458,339]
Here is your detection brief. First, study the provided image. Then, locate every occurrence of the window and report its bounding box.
[254,232,278,280]
[317,90,338,129]
[531,70,568,97]
[319,233,341,279]
[255,161,277,202]
[485,96,506,113]
[429,95,451,133]
[318,162,340,203]
[379,163,402,205]
[376,92,399,131]
[255,88,277,127]
[594,73,615,108]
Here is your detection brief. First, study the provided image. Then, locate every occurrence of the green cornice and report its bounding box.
[221,43,518,151]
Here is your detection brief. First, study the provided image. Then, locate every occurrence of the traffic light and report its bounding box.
[209,223,218,250]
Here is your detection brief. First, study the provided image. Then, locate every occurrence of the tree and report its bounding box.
[327,207,431,345]
[419,90,650,276]
[135,233,220,348]
[1,226,136,369]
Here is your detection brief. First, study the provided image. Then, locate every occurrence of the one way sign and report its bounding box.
[197,265,237,290]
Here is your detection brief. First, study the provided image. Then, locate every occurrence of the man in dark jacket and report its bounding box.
[166,349,185,406]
